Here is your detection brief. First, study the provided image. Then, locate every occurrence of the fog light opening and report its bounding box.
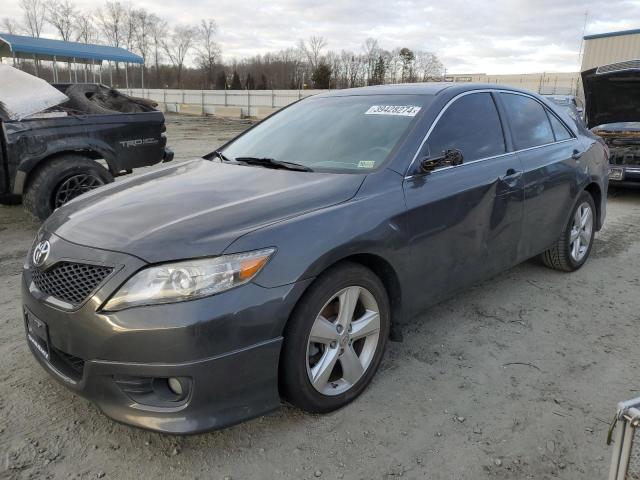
[168,377,183,396]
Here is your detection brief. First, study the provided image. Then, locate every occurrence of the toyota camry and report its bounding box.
[22,83,608,434]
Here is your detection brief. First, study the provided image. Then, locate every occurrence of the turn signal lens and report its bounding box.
[239,256,270,280]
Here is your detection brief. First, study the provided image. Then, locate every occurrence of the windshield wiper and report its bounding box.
[212,150,232,162]
[234,157,313,172]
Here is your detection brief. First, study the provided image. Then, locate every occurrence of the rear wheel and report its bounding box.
[280,262,390,413]
[541,191,596,271]
[23,155,113,220]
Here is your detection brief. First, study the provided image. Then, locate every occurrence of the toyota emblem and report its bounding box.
[32,240,51,267]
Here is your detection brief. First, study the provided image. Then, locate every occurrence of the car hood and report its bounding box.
[45,159,365,263]
[582,64,640,128]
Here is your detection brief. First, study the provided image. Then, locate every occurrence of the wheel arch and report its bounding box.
[584,181,603,231]
[17,149,113,195]
[285,252,405,340]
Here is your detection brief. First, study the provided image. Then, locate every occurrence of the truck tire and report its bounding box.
[23,155,114,221]
[64,84,157,115]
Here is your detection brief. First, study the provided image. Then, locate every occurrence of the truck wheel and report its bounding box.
[540,191,596,272]
[23,155,114,220]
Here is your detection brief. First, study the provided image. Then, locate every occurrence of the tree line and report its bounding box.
[2,0,445,90]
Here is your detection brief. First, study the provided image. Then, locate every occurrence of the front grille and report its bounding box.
[31,262,113,306]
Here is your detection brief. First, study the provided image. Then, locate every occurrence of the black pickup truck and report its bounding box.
[0,81,172,219]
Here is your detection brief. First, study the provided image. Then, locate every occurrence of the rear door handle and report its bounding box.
[572,149,584,161]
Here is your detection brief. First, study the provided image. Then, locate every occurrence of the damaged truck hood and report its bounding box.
[582,63,640,128]
[44,159,365,263]
[0,64,68,121]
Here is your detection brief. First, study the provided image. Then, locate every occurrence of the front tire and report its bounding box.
[280,262,390,413]
[23,155,114,221]
[541,191,596,271]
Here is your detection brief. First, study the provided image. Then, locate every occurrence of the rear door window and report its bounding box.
[500,93,555,150]
[548,113,573,141]
[425,92,506,162]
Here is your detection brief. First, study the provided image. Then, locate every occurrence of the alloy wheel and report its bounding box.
[306,286,381,396]
[54,174,105,208]
[569,202,593,262]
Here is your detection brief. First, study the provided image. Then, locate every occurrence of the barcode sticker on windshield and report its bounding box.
[365,105,422,117]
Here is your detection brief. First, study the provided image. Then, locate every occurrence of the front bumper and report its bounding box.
[609,165,640,186]
[21,234,312,434]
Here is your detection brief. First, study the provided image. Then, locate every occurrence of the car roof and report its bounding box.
[316,82,540,98]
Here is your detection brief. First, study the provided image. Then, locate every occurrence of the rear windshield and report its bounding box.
[222,94,433,173]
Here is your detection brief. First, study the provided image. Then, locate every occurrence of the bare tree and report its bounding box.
[163,25,197,88]
[47,0,76,41]
[362,37,379,85]
[2,17,19,34]
[196,19,220,89]
[20,0,47,37]
[415,51,444,80]
[149,16,167,87]
[96,1,128,85]
[96,1,127,47]
[298,35,327,70]
[73,13,95,43]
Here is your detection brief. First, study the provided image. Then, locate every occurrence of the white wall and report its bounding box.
[123,88,328,116]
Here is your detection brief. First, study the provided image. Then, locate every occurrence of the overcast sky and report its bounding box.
[4,0,640,74]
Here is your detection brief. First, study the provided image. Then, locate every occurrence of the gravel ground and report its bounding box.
[1,115,640,479]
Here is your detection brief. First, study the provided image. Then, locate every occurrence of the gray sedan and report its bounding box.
[22,83,608,433]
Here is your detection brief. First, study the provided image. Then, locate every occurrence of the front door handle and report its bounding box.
[499,169,523,189]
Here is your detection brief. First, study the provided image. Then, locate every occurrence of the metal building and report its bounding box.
[581,28,640,71]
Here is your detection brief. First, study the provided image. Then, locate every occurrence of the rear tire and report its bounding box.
[280,262,390,413]
[540,191,596,272]
[23,155,113,221]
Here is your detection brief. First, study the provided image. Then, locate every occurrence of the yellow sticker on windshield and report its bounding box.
[365,105,421,117]
[358,160,376,169]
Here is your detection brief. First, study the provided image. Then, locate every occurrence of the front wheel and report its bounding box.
[541,191,596,271]
[280,262,390,413]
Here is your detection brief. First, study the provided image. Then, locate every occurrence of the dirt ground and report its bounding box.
[1,115,640,480]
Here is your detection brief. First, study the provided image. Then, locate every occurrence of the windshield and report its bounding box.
[221,94,432,173]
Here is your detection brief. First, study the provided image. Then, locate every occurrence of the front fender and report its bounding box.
[223,169,410,297]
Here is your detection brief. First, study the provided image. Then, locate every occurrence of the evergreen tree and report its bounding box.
[215,71,227,89]
[311,63,332,89]
[244,72,256,90]
[257,73,269,90]
[370,55,386,85]
[230,70,242,89]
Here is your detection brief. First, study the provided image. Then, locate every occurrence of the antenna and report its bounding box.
[577,11,589,70]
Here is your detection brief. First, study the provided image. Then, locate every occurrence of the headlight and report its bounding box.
[103,248,275,311]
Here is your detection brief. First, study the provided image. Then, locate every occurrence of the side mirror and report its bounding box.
[420,149,464,174]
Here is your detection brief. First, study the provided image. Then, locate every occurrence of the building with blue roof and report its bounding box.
[0,33,144,87]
